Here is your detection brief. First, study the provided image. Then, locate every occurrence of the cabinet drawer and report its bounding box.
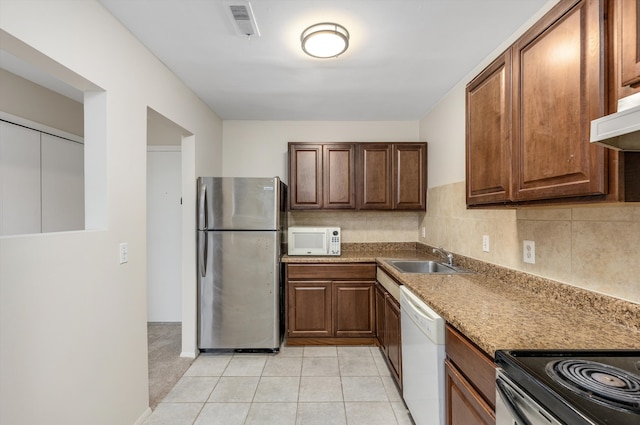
[287,263,376,280]
[445,325,496,409]
[445,359,495,425]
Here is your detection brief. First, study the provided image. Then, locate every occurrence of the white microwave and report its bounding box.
[287,227,341,256]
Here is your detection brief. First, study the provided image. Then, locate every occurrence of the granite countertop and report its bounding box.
[282,243,640,358]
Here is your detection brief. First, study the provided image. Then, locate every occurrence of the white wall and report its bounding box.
[222,120,420,182]
[0,2,222,425]
[0,67,84,136]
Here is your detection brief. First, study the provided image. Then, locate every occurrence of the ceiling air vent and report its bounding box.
[227,1,260,37]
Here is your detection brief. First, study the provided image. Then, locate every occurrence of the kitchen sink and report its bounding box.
[387,260,472,274]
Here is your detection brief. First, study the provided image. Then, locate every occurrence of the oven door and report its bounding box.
[496,369,563,425]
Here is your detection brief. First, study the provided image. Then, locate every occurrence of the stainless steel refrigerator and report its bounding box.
[197,177,287,352]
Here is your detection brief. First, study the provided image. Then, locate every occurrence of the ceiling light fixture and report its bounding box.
[301,22,349,58]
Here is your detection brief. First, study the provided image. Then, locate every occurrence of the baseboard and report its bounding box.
[180,351,197,359]
[133,407,152,425]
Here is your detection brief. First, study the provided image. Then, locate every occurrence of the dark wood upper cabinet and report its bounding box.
[512,0,606,201]
[607,0,640,203]
[393,143,427,209]
[289,144,322,209]
[464,0,640,207]
[357,142,427,210]
[619,0,640,89]
[289,142,427,211]
[466,50,512,205]
[288,143,355,210]
[357,144,393,210]
[323,144,356,209]
[611,0,640,102]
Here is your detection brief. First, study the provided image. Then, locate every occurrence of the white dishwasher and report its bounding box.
[400,285,446,425]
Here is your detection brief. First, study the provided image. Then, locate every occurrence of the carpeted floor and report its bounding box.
[147,322,194,409]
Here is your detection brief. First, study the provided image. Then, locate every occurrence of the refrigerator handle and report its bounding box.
[199,232,208,277]
[198,182,208,230]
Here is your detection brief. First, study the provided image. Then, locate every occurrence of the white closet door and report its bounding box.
[147,149,182,322]
[41,133,84,232]
[0,121,41,236]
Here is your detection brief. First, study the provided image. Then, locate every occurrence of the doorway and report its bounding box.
[146,108,193,408]
[146,146,181,321]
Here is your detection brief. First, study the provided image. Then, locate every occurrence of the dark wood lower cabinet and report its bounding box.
[333,281,375,337]
[375,281,402,388]
[384,295,401,383]
[375,284,386,346]
[286,263,376,344]
[445,325,496,425]
[446,359,495,425]
[287,281,332,338]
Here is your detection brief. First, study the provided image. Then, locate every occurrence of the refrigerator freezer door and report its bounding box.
[198,177,280,230]
[198,230,281,350]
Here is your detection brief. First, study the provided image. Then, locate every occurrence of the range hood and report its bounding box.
[591,93,640,152]
[590,92,640,151]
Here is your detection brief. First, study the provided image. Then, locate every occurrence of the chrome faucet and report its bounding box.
[432,247,454,267]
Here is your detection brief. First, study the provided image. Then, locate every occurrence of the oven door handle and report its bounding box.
[496,377,534,425]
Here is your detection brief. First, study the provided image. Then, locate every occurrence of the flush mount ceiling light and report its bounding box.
[301,22,350,58]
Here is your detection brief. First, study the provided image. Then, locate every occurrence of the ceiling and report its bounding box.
[5,1,552,121]
[96,0,552,121]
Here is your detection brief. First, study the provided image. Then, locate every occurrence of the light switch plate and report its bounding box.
[119,242,128,264]
[523,240,535,264]
[482,235,490,252]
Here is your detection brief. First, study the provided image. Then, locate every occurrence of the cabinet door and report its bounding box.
[289,144,322,209]
[466,50,513,205]
[512,0,606,201]
[393,143,426,210]
[287,281,332,337]
[333,281,374,337]
[385,295,402,386]
[375,283,386,347]
[620,0,640,88]
[323,144,355,209]
[0,121,41,235]
[357,143,392,210]
[445,360,495,425]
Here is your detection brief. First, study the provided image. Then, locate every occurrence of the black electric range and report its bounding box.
[495,350,640,425]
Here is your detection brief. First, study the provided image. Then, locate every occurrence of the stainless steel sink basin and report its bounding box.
[387,260,472,274]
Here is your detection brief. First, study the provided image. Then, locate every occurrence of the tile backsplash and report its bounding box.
[288,210,420,243]
[287,183,639,304]
[420,182,640,304]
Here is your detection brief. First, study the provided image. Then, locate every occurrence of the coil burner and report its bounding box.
[546,359,640,413]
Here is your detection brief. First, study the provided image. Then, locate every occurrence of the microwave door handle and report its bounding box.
[496,377,533,425]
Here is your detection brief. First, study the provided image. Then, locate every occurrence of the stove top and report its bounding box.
[496,350,640,425]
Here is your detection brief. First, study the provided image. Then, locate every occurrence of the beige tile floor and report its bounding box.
[143,345,413,425]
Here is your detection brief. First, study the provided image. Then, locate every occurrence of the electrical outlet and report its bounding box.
[421,227,426,238]
[523,240,535,264]
[119,242,128,264]
[482,235,490,252]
